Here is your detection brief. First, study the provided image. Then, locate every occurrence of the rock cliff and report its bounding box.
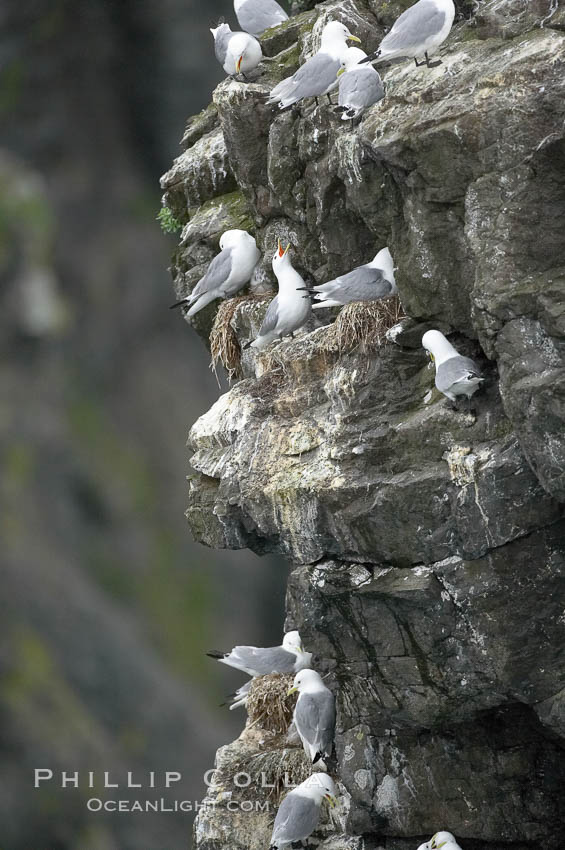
[161,0,565,847]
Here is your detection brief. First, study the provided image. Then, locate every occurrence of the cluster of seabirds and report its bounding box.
[173,0,484,406]
[208,630,463,850]
[178,0,483,847]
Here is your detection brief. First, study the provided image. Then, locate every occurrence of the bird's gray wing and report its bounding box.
[272,792,319,846]
[316,265,392,304]
[295,691,336,753]
[214,31,232,64]
[339,68,384,110]
[230,645,297,675]
[237,0,288,35]
[436,355,482,394]
[191,247,234,300]
[285,52,342,100]
[381,0,447,52]
[258,295,280,336]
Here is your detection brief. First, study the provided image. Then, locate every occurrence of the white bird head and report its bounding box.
[339,46,368,72]
[416,843,431,850]
[282,630,303,653]
[373,246,395,282]
[321,20,361,51]
[272,238,291,273]
[219,229,248,250]
[302,773,337,806]
[288,668,324,695]
[431,832,458,849]
[422,329,459,366]
[210,22,231,40]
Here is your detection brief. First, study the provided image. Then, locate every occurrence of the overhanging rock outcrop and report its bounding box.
[161,0,565,846]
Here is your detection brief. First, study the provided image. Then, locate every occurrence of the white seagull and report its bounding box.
[336,47,385,123]
[210,22,263,77]
[288,669,336,764]
[307,247,396,308]
[268,21,361,109]
[269,774,337,850]
[249,240,312,350]
[360,0,455,69]
[207,630,312,677]
[234,0,288,36]
[170,229,260,318]
[422,330,484,405]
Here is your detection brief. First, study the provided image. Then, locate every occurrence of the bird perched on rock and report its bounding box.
[234,0,288,36]
[210,22,262,77]
[207,629,312,677]
[422,330,484,405]
[335,47,385,124]
[307,247,396,308]
[360,0,455,69]
[430,832,463,850]
[269,774,337,850]
[268,21,361,109]
[249,240,312,349]
[288,669,336,764]
[170,229,260,318]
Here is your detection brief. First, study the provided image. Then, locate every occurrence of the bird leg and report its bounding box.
[414,52,442,68]
[326,93,334,105]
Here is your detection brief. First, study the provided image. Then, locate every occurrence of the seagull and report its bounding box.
[430,832,463,850]
[288,669,336,764]
[170,229,260,318]
[422,330,484,405]
[360,0,455,69]
[210,23,263,77]
[207,630,312,677]
[306,247,396,308]
[269,774,337,850]
[234,0,289,36]
[268,21,361,109]
[248,240,312,350]
[335,47,385,124]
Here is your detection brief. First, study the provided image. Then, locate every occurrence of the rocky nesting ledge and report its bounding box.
[161,0,565,847]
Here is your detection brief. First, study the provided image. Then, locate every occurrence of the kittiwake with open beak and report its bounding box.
[269,774,338,850]
[360,0,455,69]
[268,21,361,109]
[170,229,260,318]
[422,330,484,404]
[249,240,312,349]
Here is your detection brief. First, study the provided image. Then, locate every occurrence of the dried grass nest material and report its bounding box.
[320,295,406,354]
[229,747,312,802]
[209,295,270,381]
[247,673,297,734]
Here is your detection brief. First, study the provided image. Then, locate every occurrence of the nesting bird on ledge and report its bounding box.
[360,0,455,69]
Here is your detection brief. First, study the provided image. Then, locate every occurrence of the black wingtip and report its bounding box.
[170,299,187,310]
[359,49,380,64]
[206,650,225,660]
[312,752,322,764]
[243,340,253,350]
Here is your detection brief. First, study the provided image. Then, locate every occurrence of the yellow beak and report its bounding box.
[325,794,337,808]
[287,685,298,696]
[236,55,243,73]
[347,34,361,43]
[337,67,346,77]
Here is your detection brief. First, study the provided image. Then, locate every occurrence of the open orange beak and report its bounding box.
[236,55,243,73]
[277,238,290,258]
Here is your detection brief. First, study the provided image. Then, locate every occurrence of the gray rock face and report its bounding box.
[161,0,565,847]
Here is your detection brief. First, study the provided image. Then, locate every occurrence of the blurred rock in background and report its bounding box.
[0,1,286,848]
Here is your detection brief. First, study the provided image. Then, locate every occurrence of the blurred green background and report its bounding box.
[0,1,287,847]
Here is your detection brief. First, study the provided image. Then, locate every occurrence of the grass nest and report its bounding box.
[209,295,271,382]
[247,673,297,734]
[320,296,406,355]
[229,746,312,802]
